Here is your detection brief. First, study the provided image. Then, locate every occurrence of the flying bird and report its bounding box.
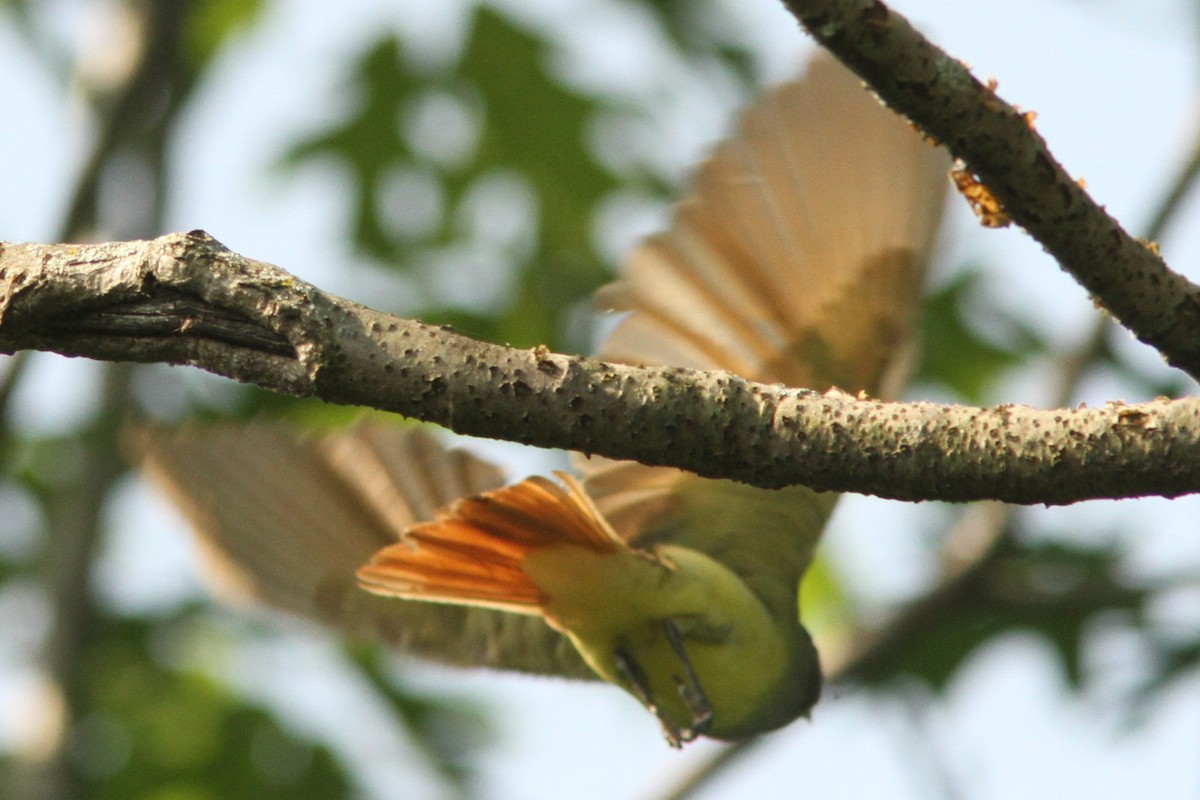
[138,54,948,746]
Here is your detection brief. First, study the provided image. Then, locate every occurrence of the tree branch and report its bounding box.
[779,0,1200,382]
[0,231,1196,505]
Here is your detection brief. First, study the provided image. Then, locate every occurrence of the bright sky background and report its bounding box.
[3,1,1200,798]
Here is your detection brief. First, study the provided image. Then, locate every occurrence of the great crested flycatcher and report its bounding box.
[138,55,948,746]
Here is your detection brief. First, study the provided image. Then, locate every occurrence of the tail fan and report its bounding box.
[358,473,626,614]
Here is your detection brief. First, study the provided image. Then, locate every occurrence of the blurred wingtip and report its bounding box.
[597,50,949,395]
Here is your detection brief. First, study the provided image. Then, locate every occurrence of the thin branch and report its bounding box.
[1144,112,1200,245]
[891,689,969,800]
[57,2,196,240]
[778,0,1200,382]
[0,232,1197,505]
[826,504,1010,681]
[0,352,30,462]
[653,742,759,800]
[1055,100,1200,400]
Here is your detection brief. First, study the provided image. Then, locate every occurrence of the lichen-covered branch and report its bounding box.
[1,231,1197,505]
[779,0,1200,381]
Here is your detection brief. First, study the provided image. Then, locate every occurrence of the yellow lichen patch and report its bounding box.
[951,162,1011,228]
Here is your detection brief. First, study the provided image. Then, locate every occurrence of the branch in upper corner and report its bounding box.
[0,232,1198,505]
[778,0,1200,382]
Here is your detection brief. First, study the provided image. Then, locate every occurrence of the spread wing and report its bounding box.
[576,55,950,616]
[133,55,946,682]
[135,422,594,679]
[594,54,947,393]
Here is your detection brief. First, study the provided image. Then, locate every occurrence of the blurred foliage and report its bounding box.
[1140,624,1200,707]
[183,0,268,71]
[0,0,33,38]
[285,7,625,349]
[346,645,492,794]
[916,270,1046,403]
[851,538,1150,690]
[63,612,351,800]
[3,0,1200,799]
[635,0,758,82]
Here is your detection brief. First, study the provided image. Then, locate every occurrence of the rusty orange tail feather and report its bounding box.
[357,472,626,615]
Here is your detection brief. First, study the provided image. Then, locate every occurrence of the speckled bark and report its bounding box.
[0,231,1197,505]
[779,0,1200,381]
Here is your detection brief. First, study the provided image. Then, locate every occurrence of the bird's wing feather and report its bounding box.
[133,55,946,686]
[594,54,947,391]
[577,55,949,606]
[135,422,594,679]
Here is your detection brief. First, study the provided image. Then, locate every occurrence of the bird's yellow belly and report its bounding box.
[523,543,797,739]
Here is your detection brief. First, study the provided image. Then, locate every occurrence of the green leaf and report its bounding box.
[1138,635,1200,712]
[284,35,423,259]
[455,8,616,256]
[799,554,858,651]
[917,270,1045,402]
[283,8,623,349]
[185,0,269,72]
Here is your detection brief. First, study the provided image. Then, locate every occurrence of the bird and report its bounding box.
[136,53,948,747]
